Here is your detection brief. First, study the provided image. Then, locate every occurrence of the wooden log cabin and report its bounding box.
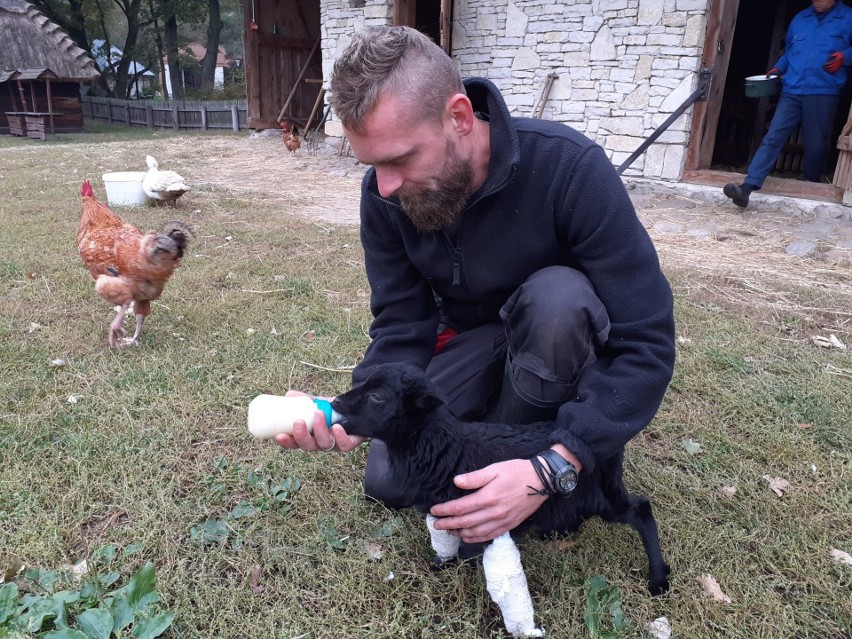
[0,0,100,136]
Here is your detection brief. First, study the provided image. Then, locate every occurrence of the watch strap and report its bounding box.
[539,449,573,477]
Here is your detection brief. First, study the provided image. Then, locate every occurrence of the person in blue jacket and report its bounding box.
[276,26,675,547]
[725,0,852,208]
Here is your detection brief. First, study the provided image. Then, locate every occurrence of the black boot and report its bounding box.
[723,182,755,208]
[487,367,557,425]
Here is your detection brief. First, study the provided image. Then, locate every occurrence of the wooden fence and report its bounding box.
[81,95,248,131]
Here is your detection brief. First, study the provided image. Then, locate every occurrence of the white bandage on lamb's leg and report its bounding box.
[482,533,544,638]
[426,514,461,562]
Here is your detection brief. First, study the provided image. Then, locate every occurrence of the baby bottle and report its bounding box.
[248,394,343,439]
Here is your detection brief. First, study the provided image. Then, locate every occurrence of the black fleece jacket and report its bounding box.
[353,77,675,472]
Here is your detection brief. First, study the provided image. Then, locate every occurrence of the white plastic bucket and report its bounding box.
[101,171,149,206]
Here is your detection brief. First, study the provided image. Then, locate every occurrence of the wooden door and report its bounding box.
[394,0,452,54]
[685,0,740,170]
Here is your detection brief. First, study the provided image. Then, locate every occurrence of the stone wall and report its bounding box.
[320,0,709,181]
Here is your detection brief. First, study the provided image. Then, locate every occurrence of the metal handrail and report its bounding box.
[616,68,712,176]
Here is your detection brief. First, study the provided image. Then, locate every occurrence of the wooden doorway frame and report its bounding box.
[683,0,843,203]
[685,0,739,171]
[393,0,453,54]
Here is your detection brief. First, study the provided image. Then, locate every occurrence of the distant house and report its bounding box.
[0,0,100,135]
[92,39,156,98]
[162,42,228,96]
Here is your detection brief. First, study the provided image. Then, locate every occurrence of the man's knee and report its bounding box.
[501,266,610,345]
[500,266,611,405]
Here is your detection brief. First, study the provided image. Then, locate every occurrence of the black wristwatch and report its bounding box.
[538,449,579,495]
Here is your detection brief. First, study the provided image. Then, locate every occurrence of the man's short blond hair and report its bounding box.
[330,26,465,133]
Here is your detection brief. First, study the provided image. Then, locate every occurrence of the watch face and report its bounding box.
[558,469,578,493]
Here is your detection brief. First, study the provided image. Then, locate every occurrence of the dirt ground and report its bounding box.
[194,132,852,310]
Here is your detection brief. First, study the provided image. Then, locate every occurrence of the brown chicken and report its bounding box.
[281,120,301,153]
[78,179,194,347]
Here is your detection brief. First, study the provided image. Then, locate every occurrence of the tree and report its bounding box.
[199,0,222,90]
[31,0,147,98]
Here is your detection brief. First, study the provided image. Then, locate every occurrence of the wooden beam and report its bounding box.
[16,80,28,112]
[7,81,20,111]
[393,0,415,27]
[682,169,843,203]
[440,0,453,54]
[46,78,54,133]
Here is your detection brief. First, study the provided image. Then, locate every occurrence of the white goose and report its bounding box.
[142,155,191,205]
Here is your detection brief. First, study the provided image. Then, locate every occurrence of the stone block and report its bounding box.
[683,14,706,47]
[512,47,541,70]
[476,13,497,30]
[638,0,663,25]
[590,25,617,60]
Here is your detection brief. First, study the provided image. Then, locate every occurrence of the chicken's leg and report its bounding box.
[108,302,131,347]
[123,314,146,346]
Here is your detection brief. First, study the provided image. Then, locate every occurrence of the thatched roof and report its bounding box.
[0,0,100,81]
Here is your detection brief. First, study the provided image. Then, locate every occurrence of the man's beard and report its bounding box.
[397,138,474,232]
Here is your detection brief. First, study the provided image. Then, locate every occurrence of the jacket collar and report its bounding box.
[463,77,520,198]
[805,2,843,20]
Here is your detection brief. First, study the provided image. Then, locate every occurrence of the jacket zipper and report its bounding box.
[443,232,462,287]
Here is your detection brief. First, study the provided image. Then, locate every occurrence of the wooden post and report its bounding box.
[304,87,325,133]
[231,105,240,131]
[685,0,740,170]
[172,104,179,130]
[107,99,113,124]
[146,104,153,128]
[200,105,208,130]
[16,80,28,111]
[46,78,54,133]
[7,82,20,111]
[125,103,131,125]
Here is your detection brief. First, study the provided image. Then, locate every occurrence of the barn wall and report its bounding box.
[319,0,710,181]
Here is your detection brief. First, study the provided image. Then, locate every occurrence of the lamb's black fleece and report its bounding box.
[333,362,670,595]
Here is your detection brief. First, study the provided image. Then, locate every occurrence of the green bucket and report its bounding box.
[744,74,780,98]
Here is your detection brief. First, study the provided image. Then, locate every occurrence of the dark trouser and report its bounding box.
[746,93,839,187]
[364,266,611,508]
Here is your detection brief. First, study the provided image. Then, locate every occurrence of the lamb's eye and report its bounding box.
[367,392,386,406]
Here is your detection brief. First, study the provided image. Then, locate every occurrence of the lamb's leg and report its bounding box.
[426,514,460,564]
[606,496,670,596]
[482,533,543,638]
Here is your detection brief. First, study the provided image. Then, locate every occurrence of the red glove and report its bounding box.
[824,52,844,74]
[766,67,780,78]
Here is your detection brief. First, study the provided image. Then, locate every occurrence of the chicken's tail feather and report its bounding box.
[157,220,195,257]
[81,180,93,197]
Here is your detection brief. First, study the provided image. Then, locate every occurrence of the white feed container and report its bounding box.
[102,171,149,206]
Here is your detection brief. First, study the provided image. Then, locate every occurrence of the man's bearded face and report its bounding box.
[397,135,474,232]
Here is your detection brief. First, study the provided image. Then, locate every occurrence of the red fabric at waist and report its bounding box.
[434,325,459,354]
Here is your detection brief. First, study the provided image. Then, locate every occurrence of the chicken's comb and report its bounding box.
[81,180,93,197]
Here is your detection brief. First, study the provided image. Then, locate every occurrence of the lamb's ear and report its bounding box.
[407,387,443,414]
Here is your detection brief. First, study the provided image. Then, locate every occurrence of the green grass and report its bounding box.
[1,130,851,639]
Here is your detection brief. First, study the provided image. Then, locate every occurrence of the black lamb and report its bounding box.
[331,361,671,596]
